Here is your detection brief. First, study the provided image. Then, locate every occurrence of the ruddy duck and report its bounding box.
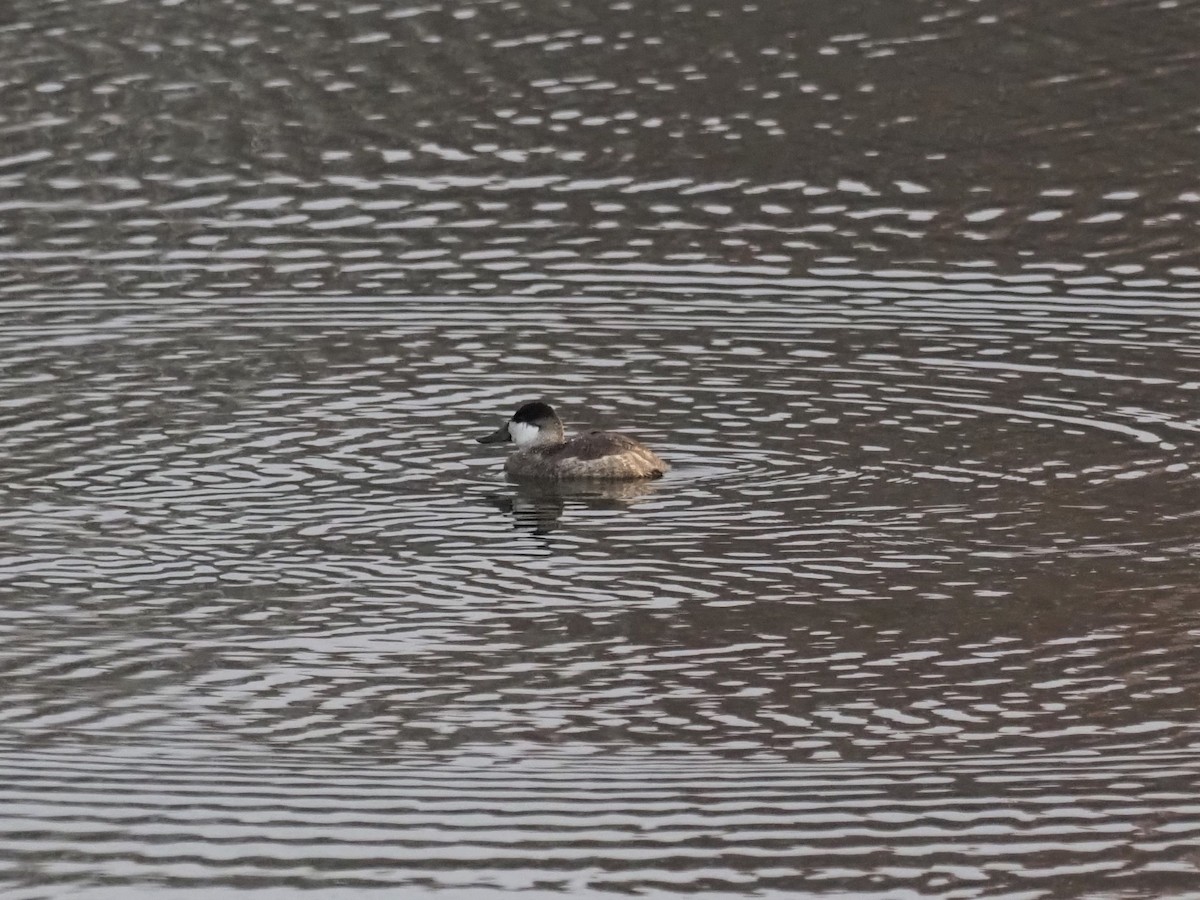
[477,401,669,481]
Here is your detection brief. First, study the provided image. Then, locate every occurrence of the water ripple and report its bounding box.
[4,0,1200,894]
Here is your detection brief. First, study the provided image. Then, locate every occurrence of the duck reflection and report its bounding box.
[485,478,662,535]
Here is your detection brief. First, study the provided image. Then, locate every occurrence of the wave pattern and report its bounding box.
[3,743,1200,898]
[3,0,1200,895]
[1,0,1199,303]
[2,295,1200,894]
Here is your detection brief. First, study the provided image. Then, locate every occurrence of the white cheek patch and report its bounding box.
[508,421,540,446]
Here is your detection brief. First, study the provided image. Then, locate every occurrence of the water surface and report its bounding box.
[2,0,1200,897]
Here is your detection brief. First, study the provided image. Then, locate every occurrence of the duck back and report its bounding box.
[505,431,668,480]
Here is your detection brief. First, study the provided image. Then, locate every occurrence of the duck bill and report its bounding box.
[477,423,511,444]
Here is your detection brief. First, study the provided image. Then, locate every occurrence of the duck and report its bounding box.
[477,401,669,481]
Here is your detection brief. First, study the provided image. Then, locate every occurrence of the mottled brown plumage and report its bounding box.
[477,402,669,481]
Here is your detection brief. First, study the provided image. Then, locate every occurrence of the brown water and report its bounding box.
[2,1,1200,897]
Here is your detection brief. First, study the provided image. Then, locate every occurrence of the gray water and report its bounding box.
[3,1,1200,897]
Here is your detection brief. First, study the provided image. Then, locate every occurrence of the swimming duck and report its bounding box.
[477,401,669,481]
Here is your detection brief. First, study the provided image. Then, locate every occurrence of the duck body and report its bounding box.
[478,401,669,482]
[504,430,668,481]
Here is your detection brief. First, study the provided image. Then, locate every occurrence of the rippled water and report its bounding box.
[3,0,1200,896]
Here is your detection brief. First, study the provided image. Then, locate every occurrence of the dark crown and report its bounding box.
[512,401,557,424]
